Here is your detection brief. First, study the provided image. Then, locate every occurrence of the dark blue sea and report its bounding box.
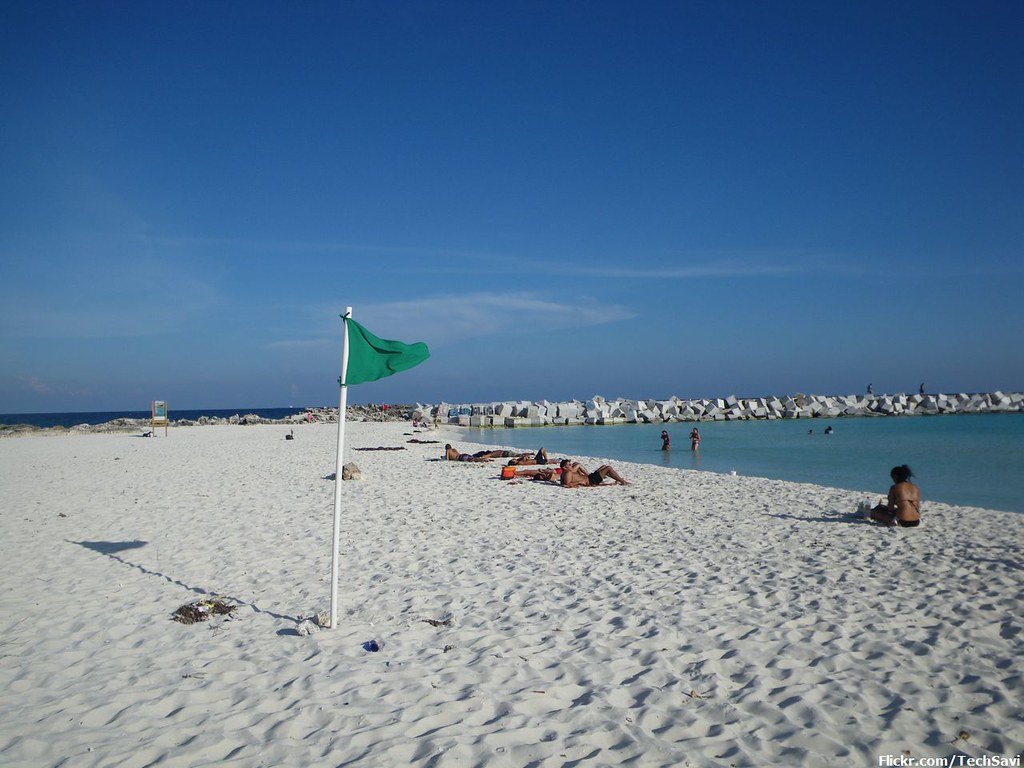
[461,413,1024,514]
[0,407,307,429]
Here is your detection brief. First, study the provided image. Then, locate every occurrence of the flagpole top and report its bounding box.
[344,307,352,318]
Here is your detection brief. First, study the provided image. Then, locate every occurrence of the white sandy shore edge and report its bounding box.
[1,422,1021,768]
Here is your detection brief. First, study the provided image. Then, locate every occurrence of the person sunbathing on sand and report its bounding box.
[869,464,921,528]
[505,447,551,466]
[558,459,629,487]
[444,444,520,462]
[507,466,561,482]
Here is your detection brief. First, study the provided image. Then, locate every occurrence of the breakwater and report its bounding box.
[6,393,1021,437]
[414,391,1024,427]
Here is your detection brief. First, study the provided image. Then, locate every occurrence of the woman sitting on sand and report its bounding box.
[870,465,921,528]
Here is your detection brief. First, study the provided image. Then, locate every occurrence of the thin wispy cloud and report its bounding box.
[17,375,91,398]
[97,232,990,284]
[360,292,635,344]
[0,254,221,340]
[116,235,852,279]
[271,292,636,350]
[117,232,512,262]
[587,264,803,278]
[525,251,867,280]
[558,253,1024,280]
[19,375,52,394]
[0,290,219,340]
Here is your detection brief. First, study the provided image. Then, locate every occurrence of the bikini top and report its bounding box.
[895,497,920,513]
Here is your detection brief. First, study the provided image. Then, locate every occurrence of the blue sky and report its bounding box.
[1,1,1021,412]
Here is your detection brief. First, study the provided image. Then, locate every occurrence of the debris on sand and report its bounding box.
[172,598,237,625]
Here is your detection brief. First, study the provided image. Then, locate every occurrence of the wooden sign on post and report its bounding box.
[152,400,168,436]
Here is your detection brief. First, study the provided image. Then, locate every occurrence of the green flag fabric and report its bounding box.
[340,317,430,386]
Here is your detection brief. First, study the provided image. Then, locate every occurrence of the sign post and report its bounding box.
[152,400,168,436]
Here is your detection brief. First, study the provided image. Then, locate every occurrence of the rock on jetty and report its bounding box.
[412,392,1024,427]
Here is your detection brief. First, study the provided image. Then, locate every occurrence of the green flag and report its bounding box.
[340,317,430,386]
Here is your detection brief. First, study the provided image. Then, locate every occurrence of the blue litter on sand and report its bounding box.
[362,640,380,652]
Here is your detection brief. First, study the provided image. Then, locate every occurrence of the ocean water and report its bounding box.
[0,407,307,429]
[461,414,1024,514]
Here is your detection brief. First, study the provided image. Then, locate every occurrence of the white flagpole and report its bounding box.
[330,306,352,629]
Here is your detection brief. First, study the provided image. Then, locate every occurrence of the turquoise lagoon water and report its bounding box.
[460,413,1024,514]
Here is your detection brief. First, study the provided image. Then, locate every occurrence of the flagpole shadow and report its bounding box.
[70,539,298,622]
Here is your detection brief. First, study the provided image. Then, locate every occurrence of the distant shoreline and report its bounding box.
[3,391,1021,437]
[0,404,411,436]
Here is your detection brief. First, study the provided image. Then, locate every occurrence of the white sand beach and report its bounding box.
[1,421,1022,767]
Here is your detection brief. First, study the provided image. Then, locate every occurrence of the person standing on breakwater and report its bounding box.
[870,465,921,528]
[661,430,671,451]
[690,427,700,451]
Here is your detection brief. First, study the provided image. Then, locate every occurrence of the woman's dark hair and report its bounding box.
[890,465,913,483]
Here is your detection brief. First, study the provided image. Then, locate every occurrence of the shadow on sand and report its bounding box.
[70,539,298,622]
[765,511,872,525]
[76,539,149,555]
